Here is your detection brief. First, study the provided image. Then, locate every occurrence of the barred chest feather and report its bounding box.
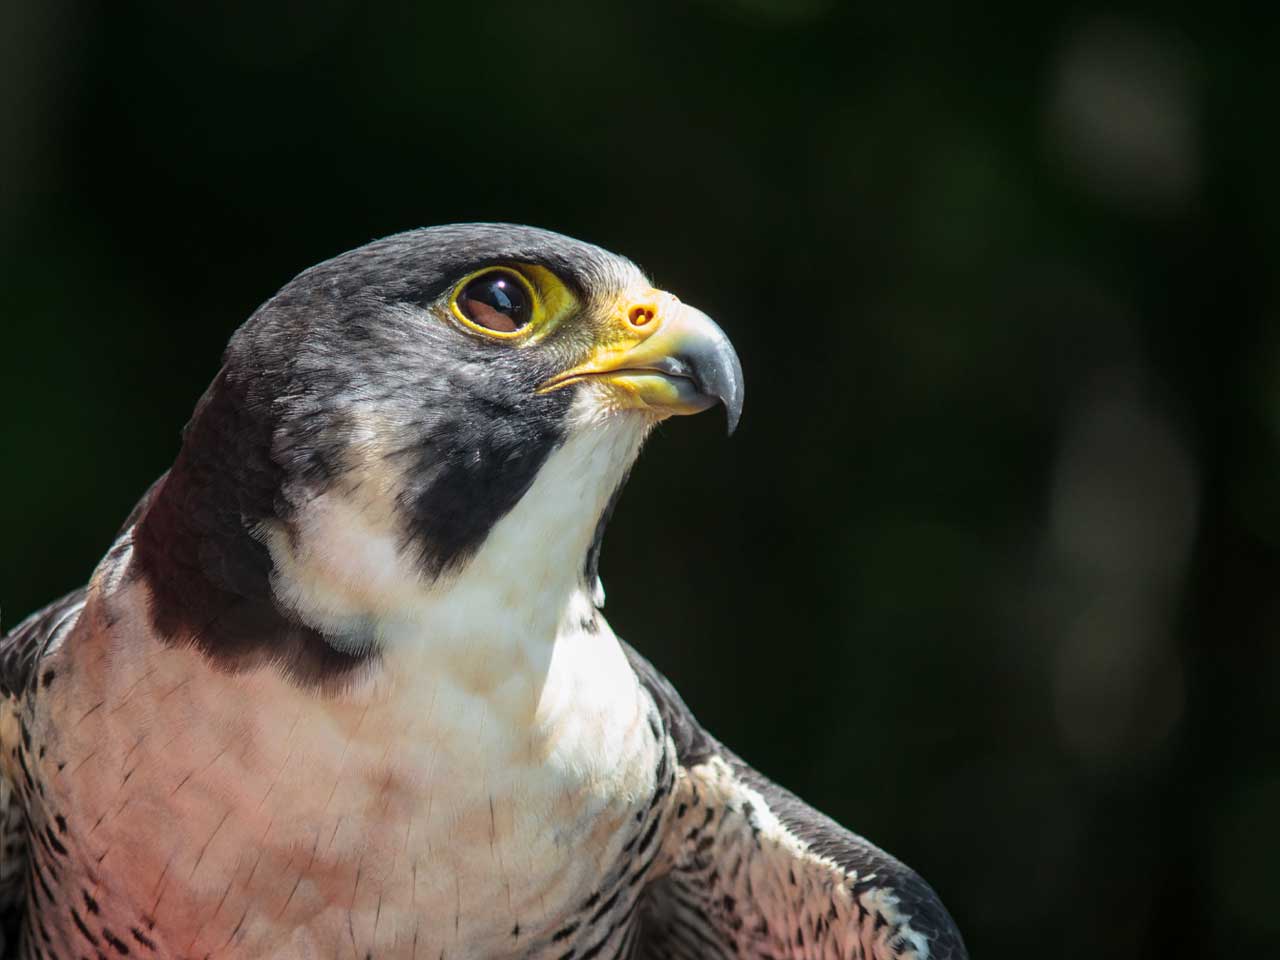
[5,414,678,959]
[7,572,675,960]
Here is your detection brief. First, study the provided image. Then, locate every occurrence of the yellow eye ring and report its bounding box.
[449,266,543,340]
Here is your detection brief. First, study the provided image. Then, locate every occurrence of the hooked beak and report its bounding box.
[538,297,744,434]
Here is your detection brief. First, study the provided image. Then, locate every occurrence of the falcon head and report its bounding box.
[132,224,743,685]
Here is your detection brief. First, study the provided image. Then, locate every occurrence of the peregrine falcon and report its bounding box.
[0,224,967,959]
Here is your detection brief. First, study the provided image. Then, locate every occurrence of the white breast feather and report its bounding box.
[32,395,665,958]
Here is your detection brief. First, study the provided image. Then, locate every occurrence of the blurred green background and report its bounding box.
[2,2,1276,957]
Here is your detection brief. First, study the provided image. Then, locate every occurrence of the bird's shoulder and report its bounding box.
[621,641,967,960]
[0,587,88,703]
[0,476,157,705]
[0,586,88,947]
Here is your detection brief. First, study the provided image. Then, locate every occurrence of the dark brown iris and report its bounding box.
[457,271,531,333]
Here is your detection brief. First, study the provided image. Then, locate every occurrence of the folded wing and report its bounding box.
[624,643,968,960]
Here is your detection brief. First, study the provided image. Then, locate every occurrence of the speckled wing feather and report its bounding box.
[0,589,88,954]
[623,643,968,960]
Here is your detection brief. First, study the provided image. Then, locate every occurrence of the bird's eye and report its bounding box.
[455,271,532,334]
[448,264,576,341]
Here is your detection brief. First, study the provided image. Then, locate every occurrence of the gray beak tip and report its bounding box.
[725,395,743,436]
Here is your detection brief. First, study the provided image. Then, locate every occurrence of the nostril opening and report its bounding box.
[629,305,656,327]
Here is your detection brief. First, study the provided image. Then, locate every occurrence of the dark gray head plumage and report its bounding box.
[132,224,641,684]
